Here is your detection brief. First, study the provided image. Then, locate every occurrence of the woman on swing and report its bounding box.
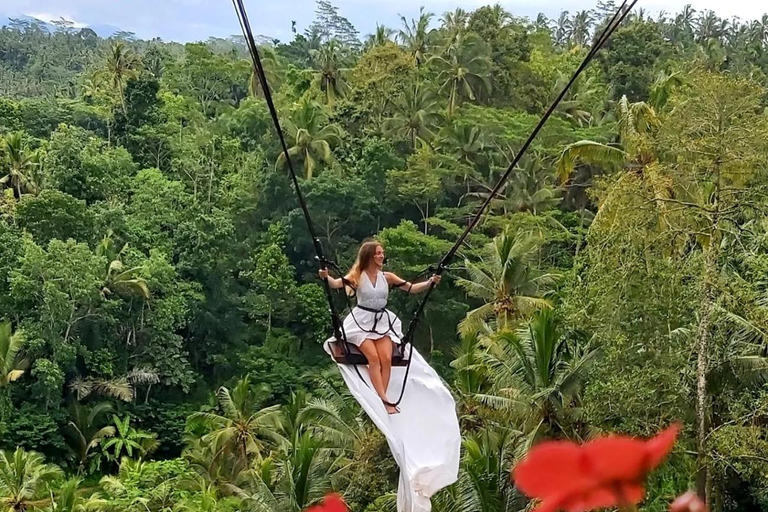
[320,241,440,414]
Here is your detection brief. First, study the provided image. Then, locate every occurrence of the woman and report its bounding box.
[320,241,440,414]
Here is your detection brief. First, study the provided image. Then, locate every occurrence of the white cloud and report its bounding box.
[4,0,768,43]
[24,11,88,27]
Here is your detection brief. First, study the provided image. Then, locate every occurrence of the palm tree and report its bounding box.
[309,40,349,106]
[671,4,697,45]
[142,47,165,79]
[554,11,572,46]
[227,389,358,512]
[277,391,359,452]
[433,427,519,512]
[570,10,594,47]
[398,7,434,67]
[451,333,493,429]
[96,232,150,300]
[555,81,678,186]
[1,132,40,198]
[365,25,395,49]
[48,477,90,512]
[92,459,179,512]
[697,37,726,71]
[383,84,443,150]
[534,13,551,32]
[183,438,237,492]
[456,229,559,336]
[696,10,722,43]
[438,123,493,195]
[249,45,281,98]
[430,32,491,117]
[277,99,344,179]
[595,1,617,21]
[0,322,27,388]
[234,433,337,512]
[280,433,333,511]
[65,401,116,475]
[558,78,685,218]
[478,310,599,447]
[440,8,469,37]
[0,448,63,512]
[192,377,284,474]
[749,15,768,46]
[96,42,140,114]
[480,4,512,28]
[292,27,324,67]
[465,157,562,217]
[555,72,605,128]
[505,157,563,215]
[439,124,489,168]
[555,140,626,184]
[647,71,684,112]
[102,415,157,462]
[68,376,135,403]
[556,84,673,185]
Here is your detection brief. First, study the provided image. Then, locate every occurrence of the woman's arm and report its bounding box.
[384,272,441,294]
[318,269,347,289]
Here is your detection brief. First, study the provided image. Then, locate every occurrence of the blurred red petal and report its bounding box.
[513,441,590,498]
[515,424,682,512]
[645,423,681,470]
[305,494,347,512]
[582,437,647,482]
[322,494,347,512]
[561,483,645,512]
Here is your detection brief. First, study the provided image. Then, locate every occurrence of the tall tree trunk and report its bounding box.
[429,325,434,355]
[449,82,457,118]
[118,80,127,115]
[695,229,718,502]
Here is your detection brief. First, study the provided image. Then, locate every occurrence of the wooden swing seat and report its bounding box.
[329,339,410,367]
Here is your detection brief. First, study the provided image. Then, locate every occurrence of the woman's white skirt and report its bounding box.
[330,306,404,347]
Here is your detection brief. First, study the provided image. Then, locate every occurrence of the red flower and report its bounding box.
[512,424,681,512]
[670,492,707,512]
[305,494,347,512]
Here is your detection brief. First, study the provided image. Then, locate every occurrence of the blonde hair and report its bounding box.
[347,240,382,291]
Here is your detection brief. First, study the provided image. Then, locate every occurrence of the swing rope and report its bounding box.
[386,0,637,408]
[232,0,348,352]
[401,0,638,352]
[232,0,637,408]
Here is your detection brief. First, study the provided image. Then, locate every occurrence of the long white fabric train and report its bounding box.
[325,342,461,512]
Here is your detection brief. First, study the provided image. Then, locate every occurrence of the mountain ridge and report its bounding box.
[0,13,121,37]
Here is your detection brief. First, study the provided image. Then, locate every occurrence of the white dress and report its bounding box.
[322,272,461,511]
[336,270,404,347]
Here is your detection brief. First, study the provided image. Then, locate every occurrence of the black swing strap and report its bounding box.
[388,0,638,408]
[231,0,347,347]
[232,0,637,410]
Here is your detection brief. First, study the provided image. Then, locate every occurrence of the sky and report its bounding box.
[1,0,766,43]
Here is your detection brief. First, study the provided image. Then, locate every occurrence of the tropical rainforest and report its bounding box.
[1,1,768,511]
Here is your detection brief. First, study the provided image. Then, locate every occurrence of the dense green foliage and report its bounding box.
[2,3,768,512]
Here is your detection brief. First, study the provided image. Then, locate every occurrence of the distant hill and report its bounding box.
[0,14,56,32]
[88,23,122,38]
[0,13,121,37]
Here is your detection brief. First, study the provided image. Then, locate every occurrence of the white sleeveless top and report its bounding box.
[356,271,388,310]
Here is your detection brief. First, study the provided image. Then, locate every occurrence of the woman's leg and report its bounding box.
[358,339,397,414]
[374,336,393,393]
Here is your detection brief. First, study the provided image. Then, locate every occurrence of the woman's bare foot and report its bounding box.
[384,402,400,415]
